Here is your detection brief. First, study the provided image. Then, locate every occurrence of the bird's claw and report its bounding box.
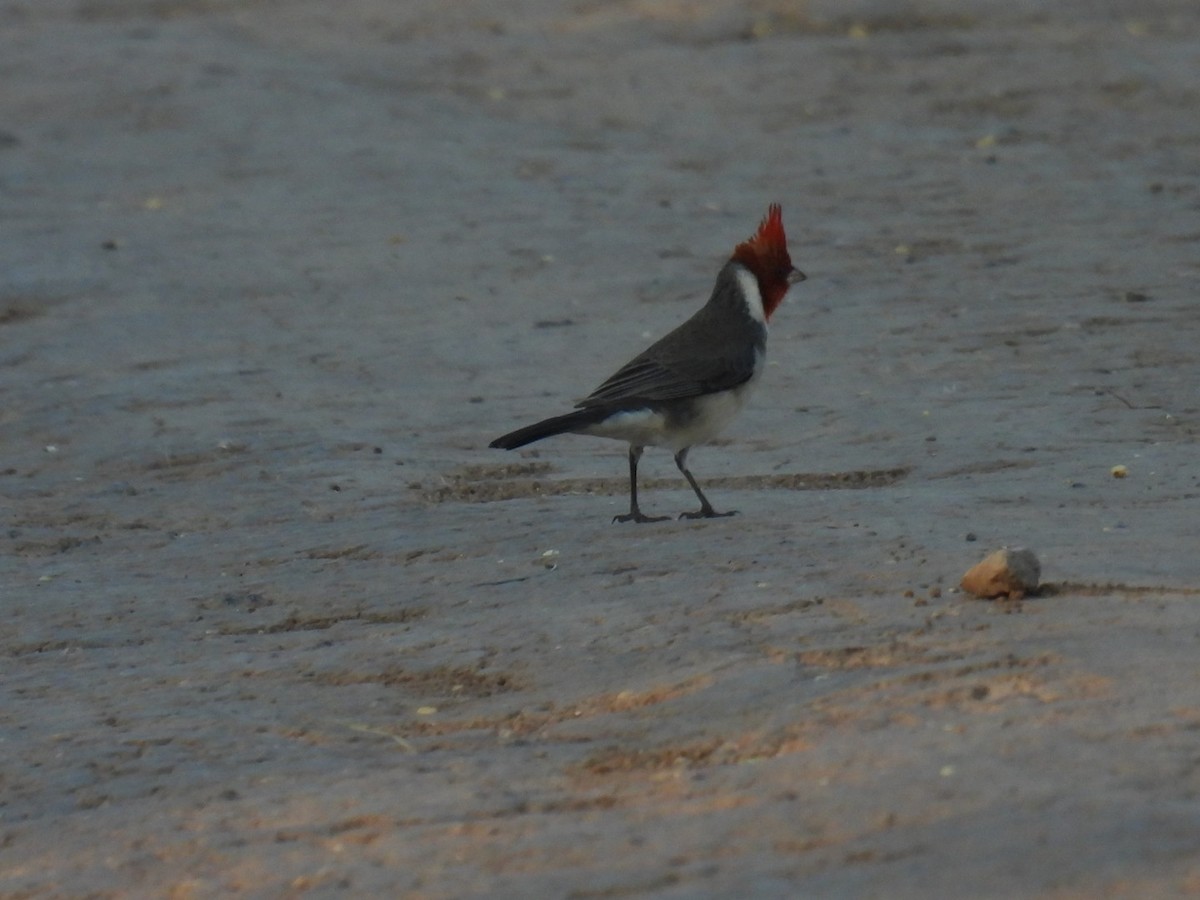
[613,511,670,524]
[679,508,738,520]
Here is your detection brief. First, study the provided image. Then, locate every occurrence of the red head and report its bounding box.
[731,204,805,321]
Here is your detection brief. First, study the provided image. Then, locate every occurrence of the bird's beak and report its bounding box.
[788,268,807,284]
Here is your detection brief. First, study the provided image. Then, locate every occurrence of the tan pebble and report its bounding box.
[960,548,1041,600]
[1111,465,1128,478]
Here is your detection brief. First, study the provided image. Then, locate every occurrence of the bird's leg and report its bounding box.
[675,448,737,519]
[613,445,669,524]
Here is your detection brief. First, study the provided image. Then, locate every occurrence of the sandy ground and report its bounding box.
[3,0,1200,896]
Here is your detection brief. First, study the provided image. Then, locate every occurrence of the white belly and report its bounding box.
[580,377,759,451]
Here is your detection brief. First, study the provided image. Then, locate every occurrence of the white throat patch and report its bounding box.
[734,265,767,325]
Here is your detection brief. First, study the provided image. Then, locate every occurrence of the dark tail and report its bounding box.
[489,408,610,450]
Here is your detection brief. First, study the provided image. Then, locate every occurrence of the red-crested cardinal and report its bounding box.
[490,204,805,523]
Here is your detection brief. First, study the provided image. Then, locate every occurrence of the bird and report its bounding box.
[489,204,805,523]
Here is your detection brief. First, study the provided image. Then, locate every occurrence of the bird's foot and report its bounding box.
[679,507,738,520]
[613,510,670,524]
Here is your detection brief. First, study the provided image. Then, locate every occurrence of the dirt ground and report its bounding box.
[3,1,1200,896]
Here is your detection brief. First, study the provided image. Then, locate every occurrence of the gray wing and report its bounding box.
[577,320,760,407]
[578,264,767,408]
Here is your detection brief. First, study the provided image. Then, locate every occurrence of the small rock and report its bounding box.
[960,548,1041,600]
[1111,464,1128,478]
